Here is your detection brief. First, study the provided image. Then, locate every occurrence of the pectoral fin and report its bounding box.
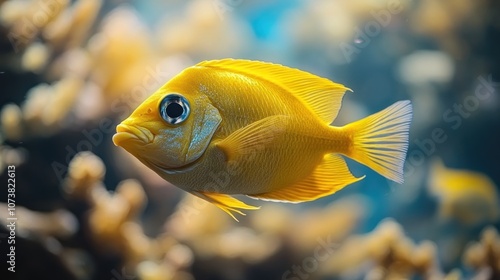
[248,154,364,202]
[215,115,289,162]
[193,191,260,221]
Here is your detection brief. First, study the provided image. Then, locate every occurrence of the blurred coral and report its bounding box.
[0,103,23,141]
[0,0,498,279]
[410,0,485,58]
[0,0,188,138]
[319,219,444,279]
[0,203,77,238]
[464,227,500,280]
[59,151,196,279]
[0,74,83,138]
[290,196,368,253]
[156,0,254,59]
[0,144,27,173]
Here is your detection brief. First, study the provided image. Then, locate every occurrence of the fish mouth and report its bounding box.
[112,123,154,146]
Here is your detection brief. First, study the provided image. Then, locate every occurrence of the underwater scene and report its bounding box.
[0,0,499,279]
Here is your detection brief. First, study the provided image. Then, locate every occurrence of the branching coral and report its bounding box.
[318,219,445,279]
[0,1,497,280]
[0,74,83,139]
[464,227,500,280]
[6,149,494,280]
[63,151,195,279]
[290,196,368,253]
[363,220,442,280]
[410,0,486,58]
[0,0,181,139]
[164,195,281,263]
[0,103,23,141]
[0,144,27,173]
[0,203,77,238]
[0,0,70,50]
[64,152,150,262]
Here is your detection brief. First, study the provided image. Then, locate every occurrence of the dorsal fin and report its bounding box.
[197,59,351,123]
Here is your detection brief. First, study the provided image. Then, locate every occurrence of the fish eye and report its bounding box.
[159,94,190,124]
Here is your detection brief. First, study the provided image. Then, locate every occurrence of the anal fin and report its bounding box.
[193,191,260,221]
[248,154,364,203]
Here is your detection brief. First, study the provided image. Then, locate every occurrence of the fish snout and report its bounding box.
[112,123,154,146]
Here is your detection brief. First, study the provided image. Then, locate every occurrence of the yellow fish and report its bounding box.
[113,59,412,220]
[428,158,499,224]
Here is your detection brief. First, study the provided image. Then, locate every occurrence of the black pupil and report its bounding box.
[166,102,183,118]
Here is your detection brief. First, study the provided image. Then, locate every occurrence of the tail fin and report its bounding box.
[343,101,412,183]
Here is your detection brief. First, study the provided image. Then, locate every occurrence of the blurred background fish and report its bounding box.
[0,0,499,279]
[428,158,500,225]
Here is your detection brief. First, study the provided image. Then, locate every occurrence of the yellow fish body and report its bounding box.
[113,59,412,220]
[429,158,499,224]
